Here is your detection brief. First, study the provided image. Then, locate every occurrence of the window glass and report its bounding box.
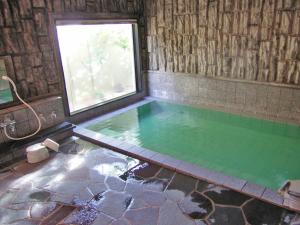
[56,23,137,114]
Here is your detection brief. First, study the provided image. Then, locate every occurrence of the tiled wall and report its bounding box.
[0,96,65,144]
[145,0,300,124]
[148,71,300,124]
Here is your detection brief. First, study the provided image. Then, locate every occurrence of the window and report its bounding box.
[56,22,138,114]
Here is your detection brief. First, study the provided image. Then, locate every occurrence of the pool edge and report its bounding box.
[72,126,300,213]
[79,98,154,128]
[146,96,300,126]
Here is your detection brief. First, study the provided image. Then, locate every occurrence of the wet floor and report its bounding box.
[0,137,299,225]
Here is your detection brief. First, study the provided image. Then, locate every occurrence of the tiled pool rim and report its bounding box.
[76,98,299,213]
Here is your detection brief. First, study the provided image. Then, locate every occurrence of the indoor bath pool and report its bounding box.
[87,100,300,190]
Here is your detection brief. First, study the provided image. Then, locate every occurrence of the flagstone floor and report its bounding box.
[0,137,299,225]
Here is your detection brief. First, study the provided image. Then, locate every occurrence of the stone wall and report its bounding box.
[0,0,146,100]
[145,0,300,123]
[146,0,300,85]
[0,0,146,143]
[0,96,65,144]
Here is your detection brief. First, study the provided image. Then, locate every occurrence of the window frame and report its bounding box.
[0,56,16,108]
[49,13,144,118]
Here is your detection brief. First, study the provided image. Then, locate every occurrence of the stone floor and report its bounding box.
[0,137,299,225]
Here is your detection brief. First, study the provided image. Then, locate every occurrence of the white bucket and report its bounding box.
[26,143,49,164]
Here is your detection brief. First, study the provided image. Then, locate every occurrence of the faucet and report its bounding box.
[0,118,16,133]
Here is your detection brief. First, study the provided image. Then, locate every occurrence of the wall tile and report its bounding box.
[0,97,65,144]
[148,72,300,124]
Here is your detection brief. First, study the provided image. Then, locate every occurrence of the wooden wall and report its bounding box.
[145,0,300,86]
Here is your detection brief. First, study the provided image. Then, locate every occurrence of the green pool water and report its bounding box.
[87,100,300,190]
